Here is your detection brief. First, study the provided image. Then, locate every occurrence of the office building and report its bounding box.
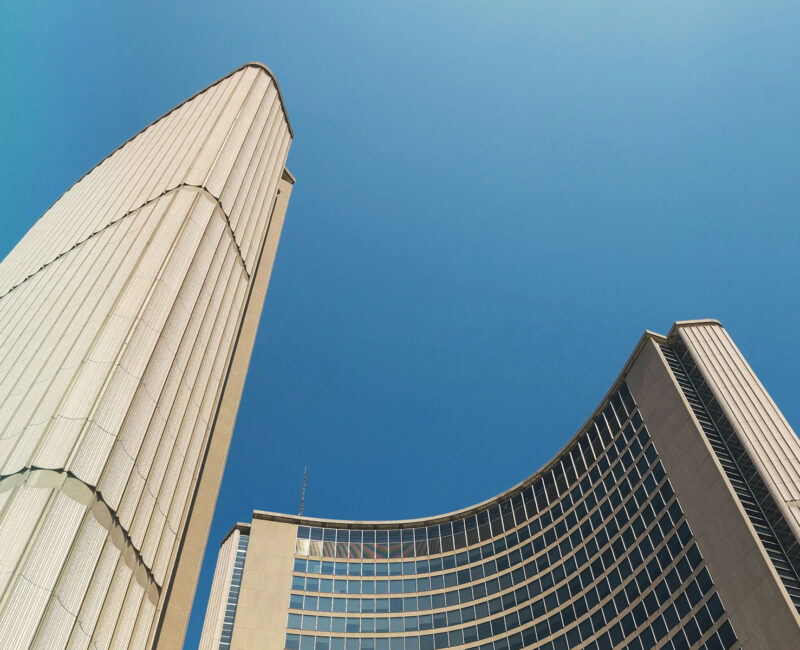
[201,321,800,649]
[0,63,293,648]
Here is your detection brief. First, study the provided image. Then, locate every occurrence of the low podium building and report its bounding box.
[201,321,800,650]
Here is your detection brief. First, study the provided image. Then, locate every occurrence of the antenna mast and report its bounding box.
[299,466,307,516]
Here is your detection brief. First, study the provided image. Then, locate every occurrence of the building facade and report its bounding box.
[0,63,293,648]
[200,321,800,650]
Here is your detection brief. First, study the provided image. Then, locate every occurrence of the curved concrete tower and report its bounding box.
[201,322,800,650]
[0,63,293,649]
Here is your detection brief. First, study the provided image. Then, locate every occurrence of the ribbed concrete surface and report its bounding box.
[677,323,800,546]
[199,528,241,650]
[0,63,291,648]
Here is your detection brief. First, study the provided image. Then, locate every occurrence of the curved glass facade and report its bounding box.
[283,383,737,650]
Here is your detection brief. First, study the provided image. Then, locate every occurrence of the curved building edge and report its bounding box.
[230,321,712,532]
[29,62,293,232]
[68,61,295,182]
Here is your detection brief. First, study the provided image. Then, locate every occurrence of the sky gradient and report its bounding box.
[2,2,799,647]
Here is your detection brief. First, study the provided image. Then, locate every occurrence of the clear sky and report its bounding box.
[2,1,799,647]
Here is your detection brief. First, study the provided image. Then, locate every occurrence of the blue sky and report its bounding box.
[2,2,799,646]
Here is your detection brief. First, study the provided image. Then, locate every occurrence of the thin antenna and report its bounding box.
[299,466,307,516]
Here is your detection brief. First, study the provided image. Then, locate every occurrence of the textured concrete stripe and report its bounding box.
[186,69,255,189]
[711,326,800,476]
[130,244,242,551]
[700,326,788,463]
[220,85,280,221]
[0,71,230,297]
[92,201,227,511]
[139,250,246,571]
[701,327,800,537]
[110,224,235,530]
[225,89,282,231]
[198,530,238,650]
[94,209,227,509]
[234,102,286,253]
[686,327,797,507]
[0,469,161,601]
[205,72,271,198]
[241,127,291,268]
[0,184,252,306]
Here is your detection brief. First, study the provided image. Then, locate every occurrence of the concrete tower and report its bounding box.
[0,63,293,649]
